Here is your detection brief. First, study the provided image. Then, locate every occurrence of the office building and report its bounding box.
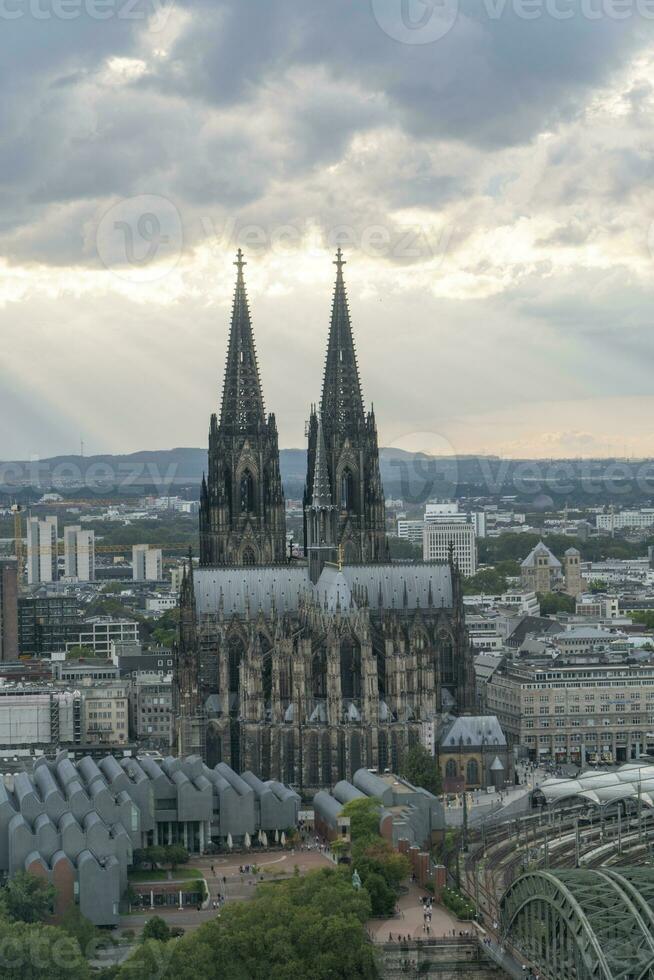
[424,502,486,538]
[26,516,58,585]
[69,618,140,657]
[423,521,477,577]
[486,659,654,765]
[18,594,80,656]
[396,519,425,544]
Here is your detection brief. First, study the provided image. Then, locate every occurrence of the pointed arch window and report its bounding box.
[228,636,245,696]
[466,759,480,785]
[340,637,361,701]
[242,547,256,566]
[340,469,355,511]
[445,759,458,779]
[240,470,255,513]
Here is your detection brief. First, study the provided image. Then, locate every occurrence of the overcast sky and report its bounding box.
[2,0,654,460]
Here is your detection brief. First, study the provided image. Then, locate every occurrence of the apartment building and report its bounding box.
[596,509,654,532]
[486,659,654,765]
[81,683,129,746]
[26,516,58,584]
[63,526,95,582]
[132,545,163,582]
[129,672,173,749]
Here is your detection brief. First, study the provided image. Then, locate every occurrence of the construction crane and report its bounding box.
[10,504,24,585]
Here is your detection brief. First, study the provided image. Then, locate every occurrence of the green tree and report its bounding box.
[462,568,508,595]
[1,871,56,923]
[165,845,189,870]
[0,919,90,979]
[353,840,410,893]
[340,797,381,843]
[387,537,421,561]
[361,871,395,916]
[141,845,167,868]
[538,592,575,616]
[633,611,654,630]
[66,645,97,660]
[400,743,442,796]
[59,906,98,957]
[141,916,171,943]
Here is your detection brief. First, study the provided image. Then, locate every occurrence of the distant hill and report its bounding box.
[1,447,651,508]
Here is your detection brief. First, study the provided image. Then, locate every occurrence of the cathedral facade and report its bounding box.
[174,250,476,793]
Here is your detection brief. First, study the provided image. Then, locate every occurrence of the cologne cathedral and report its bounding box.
[174,249,476,793]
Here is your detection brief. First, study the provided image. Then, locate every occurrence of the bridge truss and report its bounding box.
[500,868,654,979]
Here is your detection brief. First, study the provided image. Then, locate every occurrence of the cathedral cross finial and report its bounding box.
[334,247,346,272]
[234,248,246,273]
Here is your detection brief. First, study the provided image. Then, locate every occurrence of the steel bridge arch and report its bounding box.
[500,869,654,980]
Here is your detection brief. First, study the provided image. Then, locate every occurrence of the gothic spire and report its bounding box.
[311,415,331,508]
[179,550,197,650]
[219,249,265,432]
[321,249,365,433]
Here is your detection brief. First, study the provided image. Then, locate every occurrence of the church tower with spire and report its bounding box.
[304,250,387,564]
[200,250,286,566]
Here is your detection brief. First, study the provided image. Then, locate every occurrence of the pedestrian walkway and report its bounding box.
[367,883,460,943]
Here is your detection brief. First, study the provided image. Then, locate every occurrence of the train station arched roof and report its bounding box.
[533,762,654,809]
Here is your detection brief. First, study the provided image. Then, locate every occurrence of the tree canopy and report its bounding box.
[340,797,381,843]
[1,872,56,924]
[538,591,575,615]
[0,873,90,979]
[400,743,442,796]
[117,868,376,980]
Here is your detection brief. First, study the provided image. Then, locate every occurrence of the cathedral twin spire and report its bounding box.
[321,248,365,435]
[219,249,266,432]
[200,247,387,569]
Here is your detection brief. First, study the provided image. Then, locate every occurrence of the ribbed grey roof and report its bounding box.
[195,566,308,617]
[440,715,506,748]
[341,562,452,610]
[194,561,453,616]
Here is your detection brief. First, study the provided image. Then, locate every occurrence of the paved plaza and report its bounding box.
[120,848,334,934]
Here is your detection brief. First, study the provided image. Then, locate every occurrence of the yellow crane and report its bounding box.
[10,504,24,584]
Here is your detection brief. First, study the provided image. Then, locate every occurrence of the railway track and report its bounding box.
[461,810,653,917]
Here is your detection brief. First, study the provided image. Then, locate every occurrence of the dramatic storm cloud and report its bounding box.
[1,0,654,458]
